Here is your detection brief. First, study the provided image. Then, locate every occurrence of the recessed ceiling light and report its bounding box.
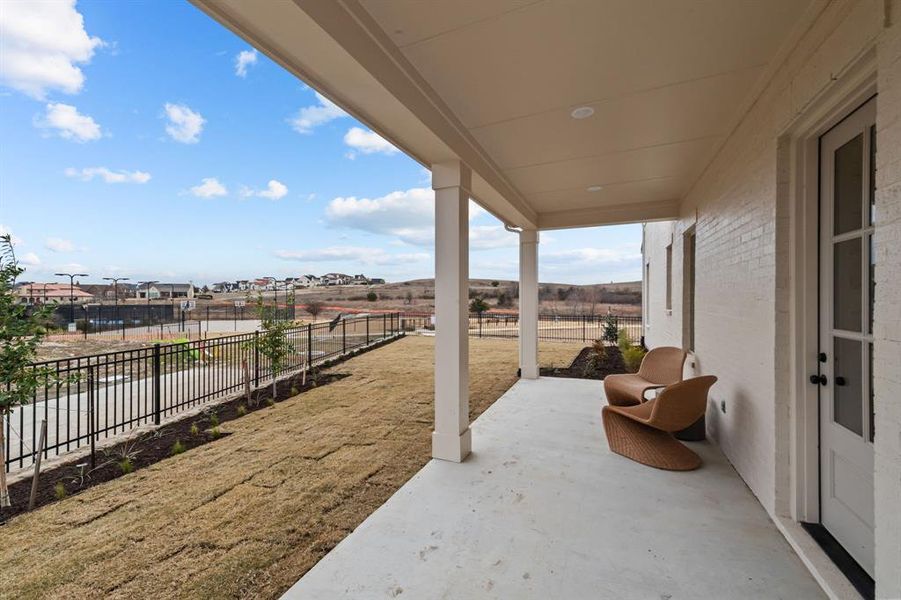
[586,185,603,192]
[570,106,594,119]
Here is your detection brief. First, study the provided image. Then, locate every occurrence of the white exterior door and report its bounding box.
[818,96,876,577]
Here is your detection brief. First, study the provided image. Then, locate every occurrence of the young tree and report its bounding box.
[304,299,324,320]
[254,295,294,401]
[469,297,489,314]
[602,312,619,343]
[0,235,66,507]
[366,291,377,302]
[404,290,413,305]
[490,280,500,288]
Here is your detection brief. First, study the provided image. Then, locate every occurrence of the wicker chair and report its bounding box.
[602,375,717,471]
[603,346,686,406]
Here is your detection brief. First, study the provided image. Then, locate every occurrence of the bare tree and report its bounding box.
[304,299,324,319]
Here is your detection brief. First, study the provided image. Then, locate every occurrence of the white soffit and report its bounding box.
[194,0,815,229]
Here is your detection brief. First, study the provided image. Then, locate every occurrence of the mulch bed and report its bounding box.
[540,344,627,380]
[1,336,399,521]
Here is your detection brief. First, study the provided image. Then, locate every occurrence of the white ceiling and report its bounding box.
[360,0,810,216]
[193,0,815,228]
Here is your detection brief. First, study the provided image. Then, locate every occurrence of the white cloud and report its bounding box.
[289,92,347,134]
[0,0,104,99]
[45,237,75,253]
[325,188,506,248]
[20,252,41,267]
[35,102,102,142]
[240,179,288,200]
[274,246,429,267]
[65,166,151,184]
[469,225,518,250]
[343,127,398,157]
[234,49,257,77]
[56,262,86,273]
[164,102,205,144]
[189,177,227,198]
[541,246,641,266]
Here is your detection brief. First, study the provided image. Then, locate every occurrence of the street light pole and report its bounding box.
[54,271,89,327]
[138,280,158,326]
[102,276,130,306]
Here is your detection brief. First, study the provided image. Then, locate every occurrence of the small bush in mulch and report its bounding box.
[540,344,627,380]
[1,335,403,521]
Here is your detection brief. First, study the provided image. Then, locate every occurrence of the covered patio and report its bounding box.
[284,377,823,599]
[192,1,900,597]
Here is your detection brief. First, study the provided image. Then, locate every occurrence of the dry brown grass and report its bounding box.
[0,336,580,600]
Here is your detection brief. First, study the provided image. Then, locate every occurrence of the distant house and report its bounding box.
[236,280,249,291]
[211,281,234,293]
[136,283,194,300]
[351,274,369,285]
[16,282,95,305]
[322,273,350,286]
[369,278,386,285]
[293,275,319,288]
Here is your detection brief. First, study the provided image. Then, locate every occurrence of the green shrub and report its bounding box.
[622,346,647,373]
[54,482,67,500]
[617,327,633,353]
[237,404,247,416]
[209,412,219,427]
[366,291,377,302]
[583,339,607,377]
[171,440,186,455]
[190,422,200,436]
[469,297,489,314]
[266,397,276,407]
[290,386,299,396]
[210,426,221,439]
[119,457,134,474]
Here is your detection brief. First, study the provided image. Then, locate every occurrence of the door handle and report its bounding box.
[809,374,827,386]
[835,376,846,386]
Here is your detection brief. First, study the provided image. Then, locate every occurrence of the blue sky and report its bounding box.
[0,0,641,286]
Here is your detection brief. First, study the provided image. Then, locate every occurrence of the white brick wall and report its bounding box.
[643,1,899,596]
[874,3,901,595]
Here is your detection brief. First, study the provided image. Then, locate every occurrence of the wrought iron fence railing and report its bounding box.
[400,312,642,344]
[4,313,401,473]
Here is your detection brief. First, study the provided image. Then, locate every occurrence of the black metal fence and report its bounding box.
[401,312,643,344]
[45,302,296,340]
[4,313,401,473]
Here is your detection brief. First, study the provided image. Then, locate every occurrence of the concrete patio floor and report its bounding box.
[283,377,824,599]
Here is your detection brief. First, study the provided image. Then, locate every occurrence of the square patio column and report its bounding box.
[519,229,539,379]
[432,161,471,462]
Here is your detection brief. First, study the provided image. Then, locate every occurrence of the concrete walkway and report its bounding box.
[284,377,824,599]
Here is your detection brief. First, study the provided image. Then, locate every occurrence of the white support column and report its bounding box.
[519,229,539,379]
[432,161,472,462]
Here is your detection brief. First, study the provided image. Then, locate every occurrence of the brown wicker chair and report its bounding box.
[602,375,717,471]
[603,346,686,406]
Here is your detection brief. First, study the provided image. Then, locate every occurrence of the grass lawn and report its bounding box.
[0,336,581,599]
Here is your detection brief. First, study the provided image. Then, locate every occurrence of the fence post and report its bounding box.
[122,317,126,341]
[342,318,346,353]
[87,363,96,468]
[152,344,161,425]
[582,315,586,342]
[306,324,313,370]
[478,312,482,338]
[253,330,260,387]
[366,315,370,345]
[382,313,386,340]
